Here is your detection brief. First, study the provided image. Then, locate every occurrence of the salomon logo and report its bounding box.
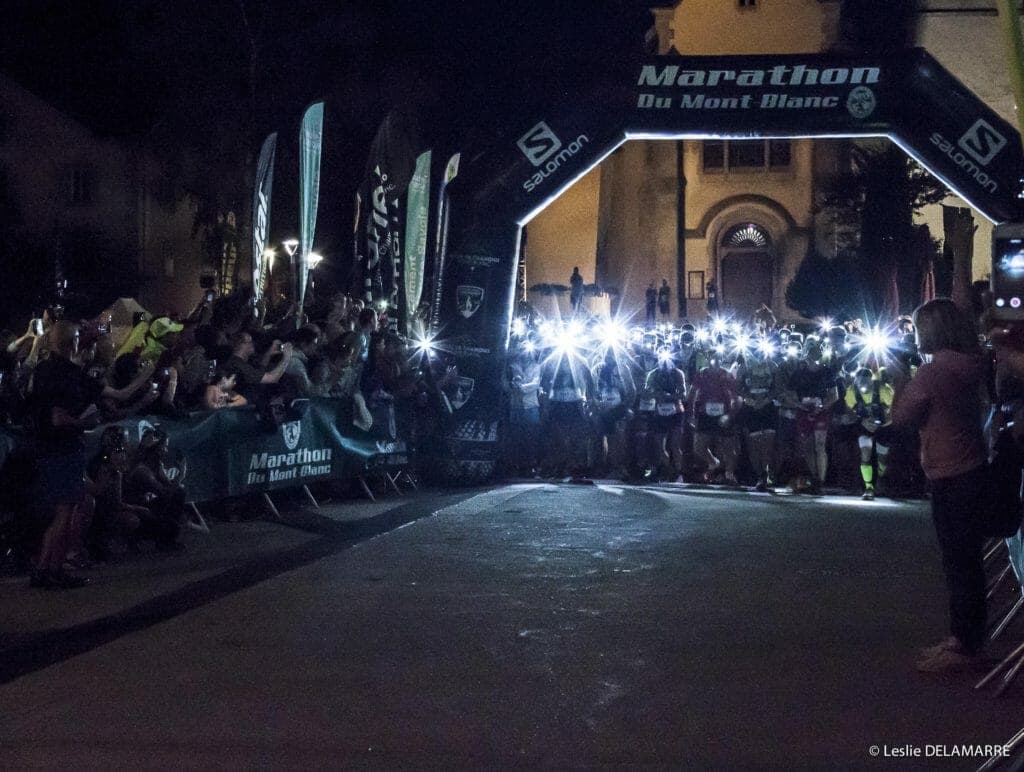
[958,119,1007,166]
[517,122,562,166]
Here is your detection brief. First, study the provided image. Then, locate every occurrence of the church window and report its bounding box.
[702,140,791,173]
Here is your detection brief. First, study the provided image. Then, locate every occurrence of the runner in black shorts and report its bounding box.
[735,346,779,491]
[643,349,687,481]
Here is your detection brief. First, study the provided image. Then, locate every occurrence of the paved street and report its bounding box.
[1,483,1021,769]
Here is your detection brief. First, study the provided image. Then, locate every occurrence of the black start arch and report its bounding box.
[433,48,1024,480]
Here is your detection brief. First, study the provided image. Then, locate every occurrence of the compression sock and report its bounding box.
[860,463,873,488]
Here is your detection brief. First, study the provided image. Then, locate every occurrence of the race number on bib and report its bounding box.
[656,402,678,417]
[704,402,725,417]
[639,398,656,413]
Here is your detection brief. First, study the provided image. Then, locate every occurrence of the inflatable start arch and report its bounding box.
[433,48,1024,480]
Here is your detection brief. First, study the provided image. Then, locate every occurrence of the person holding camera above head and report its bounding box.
[28,320,155,589]
[887,298,988,673]
[203,367,248,409]
[224,330,293,404]
[100,353,178,421]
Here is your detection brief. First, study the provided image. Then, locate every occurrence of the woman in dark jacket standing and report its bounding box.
[890,298,988,672]
[29,321,153,588]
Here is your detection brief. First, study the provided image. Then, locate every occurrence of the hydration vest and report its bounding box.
[853,380,886,423]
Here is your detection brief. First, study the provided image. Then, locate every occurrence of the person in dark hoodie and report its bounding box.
[889,298,987,673]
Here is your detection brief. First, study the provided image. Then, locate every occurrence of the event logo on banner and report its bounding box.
[929,131,1000,193]
[367,166,401,305]
[298,102,324,326]
[517,121,562,165]
[957,118,1007,166]
[456,285,484,318]
[636,62,881,113]
[845,86,876,119]
[518,122,591,192]
[281,420,302,450]
[451,377,475,410]
[404,150,432,318]
[252,132,277,302]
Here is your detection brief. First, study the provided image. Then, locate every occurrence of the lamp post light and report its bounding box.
[280,239,299,305]
[306,251,324,305]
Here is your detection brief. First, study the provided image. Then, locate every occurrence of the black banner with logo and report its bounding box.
[251,132,277,303]
[433,48,1024,481]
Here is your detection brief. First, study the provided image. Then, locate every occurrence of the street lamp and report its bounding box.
[281,239,299,258]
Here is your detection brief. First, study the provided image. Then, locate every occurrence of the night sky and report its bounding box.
[2,1,653,149]
[2,0,652,270]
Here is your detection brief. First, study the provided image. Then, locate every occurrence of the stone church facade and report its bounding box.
[523,0,1013,322]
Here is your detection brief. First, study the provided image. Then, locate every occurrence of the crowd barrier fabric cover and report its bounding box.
[0,399,410,505]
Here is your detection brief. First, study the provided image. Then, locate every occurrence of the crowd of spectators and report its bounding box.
[0,288,453,589]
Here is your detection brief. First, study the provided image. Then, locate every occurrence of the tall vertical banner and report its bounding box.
[298,101,324,327]
[403,150,432,322]
[252,132,277,303]
[430,153,460,332]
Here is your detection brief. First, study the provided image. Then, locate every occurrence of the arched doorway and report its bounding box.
[719,224,774,319]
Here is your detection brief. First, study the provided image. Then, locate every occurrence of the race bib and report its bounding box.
[656,402,678,416]
[704,402,725,417]
[599,390,622,408]
[639,398,656,413]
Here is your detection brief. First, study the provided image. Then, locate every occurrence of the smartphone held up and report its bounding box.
[991,222,1024,321]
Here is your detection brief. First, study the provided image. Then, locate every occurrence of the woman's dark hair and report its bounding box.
[99,425,128,457]
[913,298,979,355]
[193,324,219,353]
[206,366,235,387]
[326,331,359,363]
[111,353,142,389]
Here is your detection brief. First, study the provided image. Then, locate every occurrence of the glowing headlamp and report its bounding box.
[860,326,895,360]
[596,321,627,348]
[414,336,435,355]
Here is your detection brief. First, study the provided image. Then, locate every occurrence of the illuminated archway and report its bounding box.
[432,49,1024,479]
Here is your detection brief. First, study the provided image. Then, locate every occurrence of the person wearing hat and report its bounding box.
[140,317,184,362]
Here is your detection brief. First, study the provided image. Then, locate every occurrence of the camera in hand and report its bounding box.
[991,222,1024,321]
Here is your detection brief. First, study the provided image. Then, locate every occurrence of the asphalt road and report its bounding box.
[1,482,1021,769]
